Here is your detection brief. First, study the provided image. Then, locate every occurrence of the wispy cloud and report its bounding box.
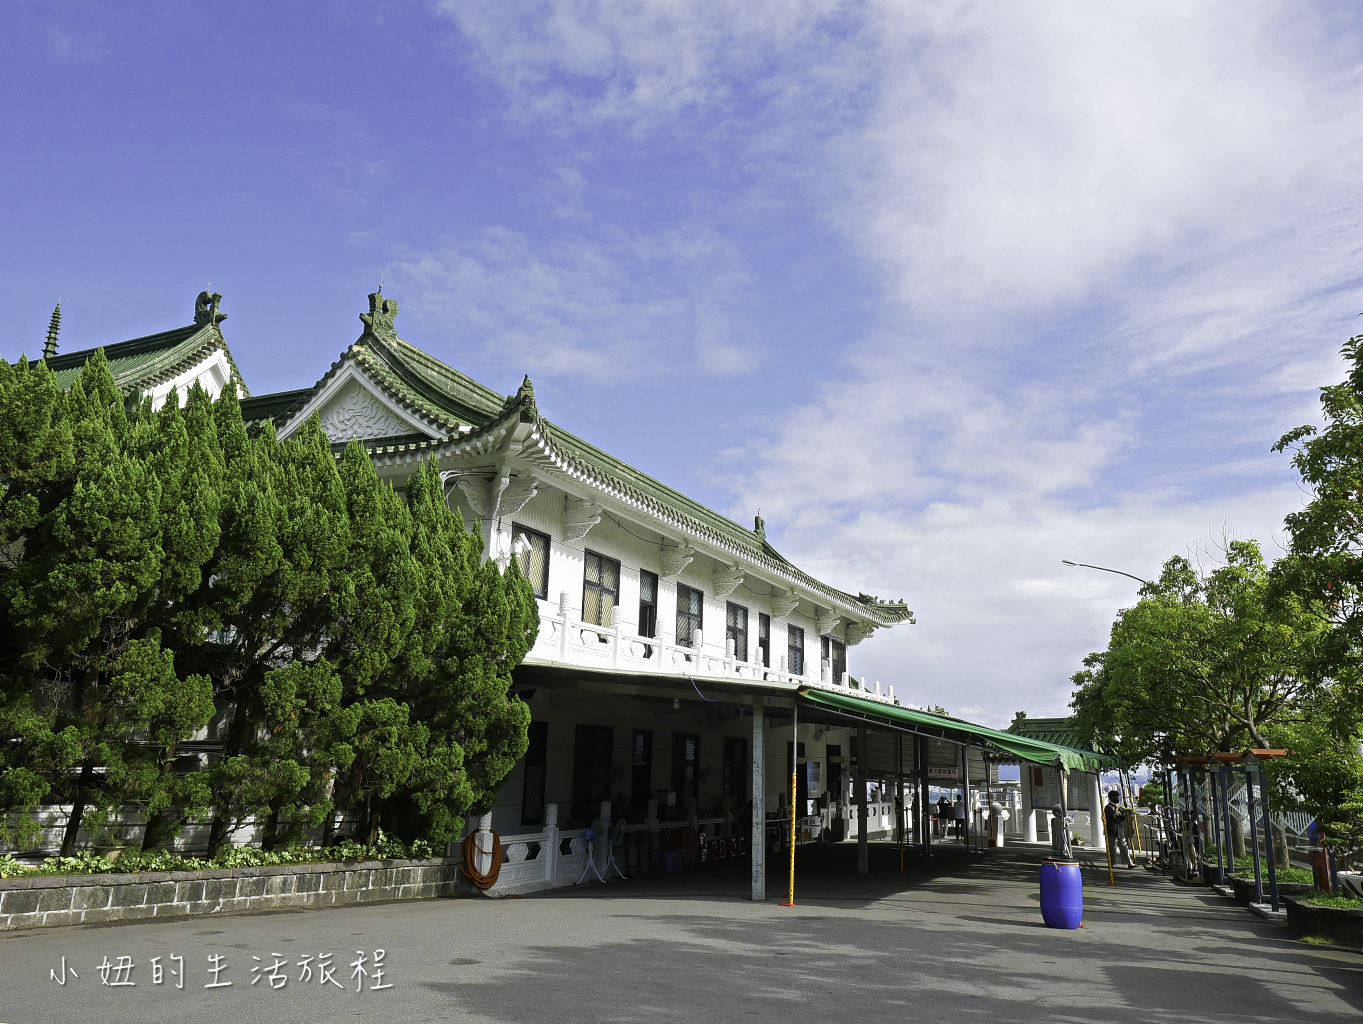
[388,224,760,380]
[435,2,1363,723]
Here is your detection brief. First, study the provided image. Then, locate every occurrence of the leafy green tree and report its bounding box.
[1070,541,1322,765]
[0,359,219,853]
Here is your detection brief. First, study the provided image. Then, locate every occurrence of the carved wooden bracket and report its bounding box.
[451,466,539,520]
[817,610,841,637]
[845,621,876,646]
[660,542,695,579]
[712,562,745,598]
[562,495,604,542]
[769,588,799,618]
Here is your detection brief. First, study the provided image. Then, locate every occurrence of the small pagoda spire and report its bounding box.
[42,302,61,359]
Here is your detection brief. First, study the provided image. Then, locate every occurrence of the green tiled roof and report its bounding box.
[41,323,249,399]
[254,297,913,628]
[241,388,312,431]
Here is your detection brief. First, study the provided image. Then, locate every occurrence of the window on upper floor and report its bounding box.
[821,635,847,683]
[757,612,771,668]
[787,624,805,676]
[676,584,703,648]
[638,570,659,639]
[511,523,550,600]
[726,602,749,662]
[582,550,621,627]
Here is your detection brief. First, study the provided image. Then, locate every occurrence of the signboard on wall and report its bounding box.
[1029,766,1089,810]
[927,766,959,780]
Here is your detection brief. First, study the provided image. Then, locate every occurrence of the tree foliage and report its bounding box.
[0,353,536,856]
[1070,541,1323,765]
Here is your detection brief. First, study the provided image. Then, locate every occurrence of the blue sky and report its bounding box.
[6,2,1363,726]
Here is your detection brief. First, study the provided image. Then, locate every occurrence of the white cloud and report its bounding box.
[435,2,1363,725]
[387,224,760,381]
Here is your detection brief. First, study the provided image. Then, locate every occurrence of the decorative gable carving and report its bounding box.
[563,495,604,542]
[319,382,412,442]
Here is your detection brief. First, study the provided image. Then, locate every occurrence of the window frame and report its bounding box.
[638,570,659,639]
[511,523,551,600]
[787,623,805,676]
[581,549,622,627]
[675,584,704,648]
[757,612,771,668]
[520,721,549,826]
[726,601,749,662]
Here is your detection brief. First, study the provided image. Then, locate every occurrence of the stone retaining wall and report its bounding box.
[0,857,463,931]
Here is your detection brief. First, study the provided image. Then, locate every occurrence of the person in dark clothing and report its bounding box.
[936,795,951,838]
[1103,789,1136,868]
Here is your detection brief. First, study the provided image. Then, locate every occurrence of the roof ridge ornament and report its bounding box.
[42,302,60,359]
[194,290,227,326]
[359,290,399,341]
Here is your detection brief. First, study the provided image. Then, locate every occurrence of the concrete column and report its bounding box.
[543,804,559,883]
[751,698,765,901]
[960,744,970,849]
[917,735,932,854]
[1088,772,1105,848]
[474,812,494,876]
[1022,767,1038,843]
[856,725,869,875]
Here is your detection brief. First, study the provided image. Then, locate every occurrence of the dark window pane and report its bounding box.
[571,725,613,824]
[512,523,550,599]
[671,732,700,806]
[638,570,658,640]
[758,613,771,668]
[582,550,621,627]
[675,584,703,647]
[630,729,653,815]
[726,602,749,662]
[723,736,748,799]
[787,624,805,676]
[829,638,847,683]
[521,722,549,826]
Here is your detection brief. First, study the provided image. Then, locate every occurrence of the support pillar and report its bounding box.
[960,743,970,850]
[751,698,765,901]
[1022,765,1038,843]
[856,725,869,875]
[916,734,932,856]
[1088,772,1105,848]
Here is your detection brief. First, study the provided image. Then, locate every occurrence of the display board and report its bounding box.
[1030,766,1089,810]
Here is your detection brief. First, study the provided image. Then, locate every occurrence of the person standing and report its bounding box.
[1104,790,1136,868]
[936,795,951,838]
[953,792,966,841]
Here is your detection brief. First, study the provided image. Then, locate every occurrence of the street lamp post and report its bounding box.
[1061,560,1150,587]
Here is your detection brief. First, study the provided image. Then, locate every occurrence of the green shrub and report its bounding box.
[1303,891,1362,909]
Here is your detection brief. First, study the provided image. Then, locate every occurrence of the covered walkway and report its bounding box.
[5,841,1358,1023]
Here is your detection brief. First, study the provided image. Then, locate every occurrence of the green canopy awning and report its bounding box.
[798,688,1117,772]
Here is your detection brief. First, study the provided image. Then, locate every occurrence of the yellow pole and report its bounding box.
[1103,784,1116,887]
[784,700,797,906]
[1123,772,1145,856]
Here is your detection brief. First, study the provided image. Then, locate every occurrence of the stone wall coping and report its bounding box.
[0,856,455,891]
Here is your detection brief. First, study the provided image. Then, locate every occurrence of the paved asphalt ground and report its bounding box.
[0,840,1359,1024]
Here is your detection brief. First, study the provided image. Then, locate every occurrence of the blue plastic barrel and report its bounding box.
[1040,858,1083,929]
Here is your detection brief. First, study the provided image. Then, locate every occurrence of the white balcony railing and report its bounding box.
[528,600,899,706]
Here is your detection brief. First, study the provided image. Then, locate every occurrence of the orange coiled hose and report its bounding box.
[460,829,503,889]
